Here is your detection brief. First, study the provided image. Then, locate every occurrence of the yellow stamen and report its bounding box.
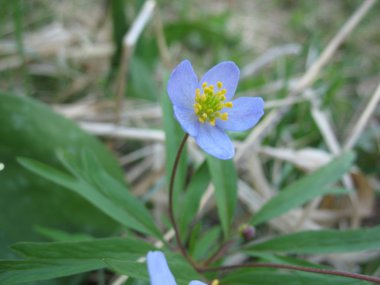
[220,113,228,120]
[193,81,232,126]
[211,279,220,285]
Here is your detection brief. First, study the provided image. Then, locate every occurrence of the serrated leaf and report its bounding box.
[18,154,161,239]
[207,156,237,237]
[245,226,380,254]
[0,259,102,285]
[0,237,154,285]
[11,237,153,259]
[0,94,124,257]
[251,152,355,226]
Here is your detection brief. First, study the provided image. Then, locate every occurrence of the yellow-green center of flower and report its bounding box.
[193,81,233,126]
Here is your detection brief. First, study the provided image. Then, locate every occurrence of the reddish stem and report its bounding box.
[168,133,199,270]
[199,263,380,283]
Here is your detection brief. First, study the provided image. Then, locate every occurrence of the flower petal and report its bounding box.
[216,97,264,131]
[173,106,200,137]
[199,61,240,101]
[195,124,234,160]
[168,60,198,109]
[147,251,177,285]
[189,281,208,285]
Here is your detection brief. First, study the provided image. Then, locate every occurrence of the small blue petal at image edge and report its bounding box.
[146,251,207,285]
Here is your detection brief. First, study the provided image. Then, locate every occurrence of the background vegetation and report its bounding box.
[0,0,379,284]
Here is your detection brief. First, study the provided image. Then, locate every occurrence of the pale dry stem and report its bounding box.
[115,0,156,123]
[344,81,380,151]
[236,0,376,161]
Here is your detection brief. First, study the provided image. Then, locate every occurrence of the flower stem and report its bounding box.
[167,137,380,284]
[199,263,380,283]
[168,133,199,270]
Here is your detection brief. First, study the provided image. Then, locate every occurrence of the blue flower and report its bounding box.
[147,251,206,285]
[167,60,264,160]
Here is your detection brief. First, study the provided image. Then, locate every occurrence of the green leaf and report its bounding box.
[18,154,161,239]
[0,94,123,257]
[324,188,351,195]
[247,252,326,269]
[160,76,188,216]
[0,259,102,285]
[125,277,150,285]
[11,237,153,260]
[0,235,154,285]
[104,259,148,281]
[34,226,94,242]
[192,226,220,261]
[251,152,355,226]
[245,226,380,254]
[221,269,368,285]
[178,161,210,237]
[207,156,237,237]
[0,237,154,285]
